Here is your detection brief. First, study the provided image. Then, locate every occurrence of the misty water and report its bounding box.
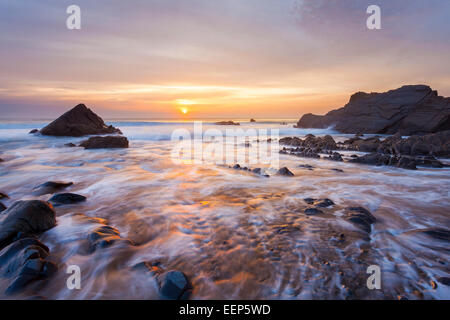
[0,120,449,299]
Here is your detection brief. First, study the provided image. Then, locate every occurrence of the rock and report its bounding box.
[397,156,417,170]
[331,168,344,173]
[280,135,337,151]
[316,199,335,208]
[40,104,122,137]
[277,167,294,176]
[0,202,6,212]
[252,168,261,174]
[32,181,73,196]
[303,198,334,207]
[0,238,57,295]
[326,152,343,161]
[49,193,86,205]
[0,158,4,162]
[233,164,241,169]
[421,228,450,241]
[295,85,450,135]
[79,136,129,149]
[379,131,450,157]
[304,208,323,215]
[298,164,315,170]
[64,143,76,147]
[345,207,376,233]
[250,119,256,122]
[214,121,240,126]
[0,192,8,200]
[157,270,191,300]
[0,201,56,249]
[88,225,123,252]
[28,129,39,134]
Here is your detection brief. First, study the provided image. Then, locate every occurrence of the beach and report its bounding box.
[1,120,449,299]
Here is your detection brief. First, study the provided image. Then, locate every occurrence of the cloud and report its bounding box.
[0,0,449,118]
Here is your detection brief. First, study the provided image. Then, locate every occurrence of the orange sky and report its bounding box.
[0,1,449,119]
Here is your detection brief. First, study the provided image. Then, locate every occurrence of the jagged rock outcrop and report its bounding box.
[296,85,450,135]
[40,104,122,137]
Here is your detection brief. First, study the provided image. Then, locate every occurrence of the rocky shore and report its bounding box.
[280,131,450,170]
[295,85,450,135]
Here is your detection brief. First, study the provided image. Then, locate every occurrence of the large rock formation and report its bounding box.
[40,104,122,137]
[296,85,450,135]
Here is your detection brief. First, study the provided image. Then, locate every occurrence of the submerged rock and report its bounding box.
[0,201,56,249]
[49,193,86,205]
[304,208,323,215]
[28,129,39,134]
[345,207,376,233]
[32,181,73,196]
[0,202,6,212]
[0,238,57,295]
[87,225,129,252]
[79,136,129,149]
[157,270,191,300]
[40,104,122,137]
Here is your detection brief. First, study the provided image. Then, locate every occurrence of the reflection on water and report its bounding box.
[0,121,449,299]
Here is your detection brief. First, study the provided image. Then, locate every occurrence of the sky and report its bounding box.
[0,0,449,119]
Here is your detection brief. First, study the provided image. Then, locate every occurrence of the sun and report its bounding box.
[180,107,188,114]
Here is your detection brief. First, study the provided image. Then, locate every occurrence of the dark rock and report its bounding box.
[157,270,191,300]
[214,121,240,126]
[40,104,122,137]
[421,228,450,241]
[326,152,343,161]
[0,158,4,162]
[280,135,337,151]
[0,238,57,295]
[28,129,39,134]
[79,136,129,149]
[304,208,323,215]
[295,85,450,135]
[32,181,73,196]
[0,201,56,249]
[64,143,76,147]
[252,168,261,174]
[316,199,335,208]
[298,164,314,170]
[378,131,450,157]
[277,167,294,176]
[0,202,6,212]
[397,156,417,170]
[49,193,86,205]
[233,164,241,169]
[331,168,344,172]
[304,198,334,208]
[88,225,122,252]
[345,207,376,233]
[250,118,256,122]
